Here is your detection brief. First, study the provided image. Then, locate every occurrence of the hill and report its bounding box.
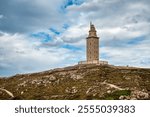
[0,64,150,100]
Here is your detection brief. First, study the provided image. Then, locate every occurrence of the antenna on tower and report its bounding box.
[90,21,93,30]
[90,21,92,26]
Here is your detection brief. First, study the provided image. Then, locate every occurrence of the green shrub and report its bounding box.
[102,90,131,100]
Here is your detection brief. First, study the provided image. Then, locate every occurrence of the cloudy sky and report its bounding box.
[0,0,150,76]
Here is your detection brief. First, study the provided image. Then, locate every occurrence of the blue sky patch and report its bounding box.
[127,36,145,45]
[62,44,81,51]
[101,53,111,59]
[49,28,61,35]
[63,0,84,8]
[63,24,70,29]
[31,32,52,42]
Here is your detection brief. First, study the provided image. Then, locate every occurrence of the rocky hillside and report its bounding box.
[0,64,150,100]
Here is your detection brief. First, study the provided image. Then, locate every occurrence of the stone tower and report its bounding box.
[86,22,99,63]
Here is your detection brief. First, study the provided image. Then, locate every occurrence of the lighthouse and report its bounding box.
[86,22,99,64]
[78,23,108,65]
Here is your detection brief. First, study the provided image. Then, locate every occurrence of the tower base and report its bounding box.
[78,60,108,65]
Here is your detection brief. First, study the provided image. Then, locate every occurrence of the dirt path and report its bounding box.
[0,88,14,98]
[102,81,124,90]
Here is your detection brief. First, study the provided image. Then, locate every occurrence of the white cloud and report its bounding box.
[101,34,150,68]
[59,24,88,46]
[0,0,67,33]
[0,32,84,76]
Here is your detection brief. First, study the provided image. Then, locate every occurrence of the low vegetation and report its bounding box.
[0,64,150,100]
